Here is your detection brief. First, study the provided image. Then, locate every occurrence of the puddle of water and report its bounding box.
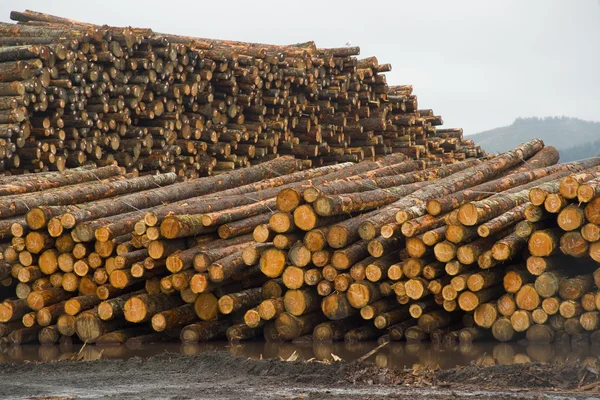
[0,340,597,368]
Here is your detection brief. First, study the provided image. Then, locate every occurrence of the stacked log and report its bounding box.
[0,9,483,177]
[239,139,600,347]
[1,139,600,347]
[0,153,464,344]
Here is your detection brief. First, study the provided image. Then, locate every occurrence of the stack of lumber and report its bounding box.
[0,9,483,176]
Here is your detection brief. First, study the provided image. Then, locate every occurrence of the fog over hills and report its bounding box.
[467,117,600,162]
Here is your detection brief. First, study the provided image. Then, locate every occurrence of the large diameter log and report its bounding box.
[27,288,69,310]
[559,232,589,257]
[124,293,184,323]
[274,312,326,341]
[313,318,361,342]
[458,286,504,312]
[283,289,320,316]
[321,293,357,320]
[508,146,559,173]
[346,280,381,309]
[217,287,262,315]
[75,311,129,343]
[180,320,230,342]
[0,299,29,322]
[426,148,587,217]
[97,290,145,321]
[528,229,562,257]
[478,203,527,238]
[152,304,197,332]
[193,293,219,321]
[1,174,178,220]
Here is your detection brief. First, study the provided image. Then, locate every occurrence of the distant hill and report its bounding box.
[467,117,600,162]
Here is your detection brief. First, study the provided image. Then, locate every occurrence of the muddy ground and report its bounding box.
[0,351,599,399]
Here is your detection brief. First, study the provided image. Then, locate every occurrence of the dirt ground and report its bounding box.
[0,350,599,400]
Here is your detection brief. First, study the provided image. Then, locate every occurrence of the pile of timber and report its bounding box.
[2,138,600,347]
[0,9,483,176]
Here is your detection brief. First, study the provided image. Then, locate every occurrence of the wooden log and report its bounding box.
[313,318,361,342]
[321,293,356,320]
[124,293,184,323]
[274,312,326,341]
[152,304,197,332]
[217,287,262,315]
[180,320,230,342]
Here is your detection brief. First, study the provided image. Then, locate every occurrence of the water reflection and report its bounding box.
[0,341,597,368]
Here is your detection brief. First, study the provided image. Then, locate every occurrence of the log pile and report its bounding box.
[0,138,598,348]
[241,139,600,347]
[0,153,453,345]
[0,10,483,177]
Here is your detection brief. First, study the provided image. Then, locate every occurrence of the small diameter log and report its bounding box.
[504,269,534,294]
[580,311,600,331]
[360,297,399,320]
[457,237,496,265]
[532,308,548,325]
[491,233,527,261]
[581,223,600,242]
[404,326,427,342]
[331,240,370,270]
[344,324,384,342]
[97,290,144,321]
[526,255,567,276]
[478,203,527,238]
[559,274,593,301]
[244,307,261,328]
[467,269,504,292]
[388,319,417,341]
[36,301,67,327]
[38,325,61,345]
[433,241,457,263]
[8,326,41,345]
[577,178,600,203]
[207,251,246,282]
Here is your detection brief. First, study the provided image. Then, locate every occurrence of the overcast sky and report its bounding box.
[1,0,598,134]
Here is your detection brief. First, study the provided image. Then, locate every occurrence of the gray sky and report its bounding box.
[1,0,599,135]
